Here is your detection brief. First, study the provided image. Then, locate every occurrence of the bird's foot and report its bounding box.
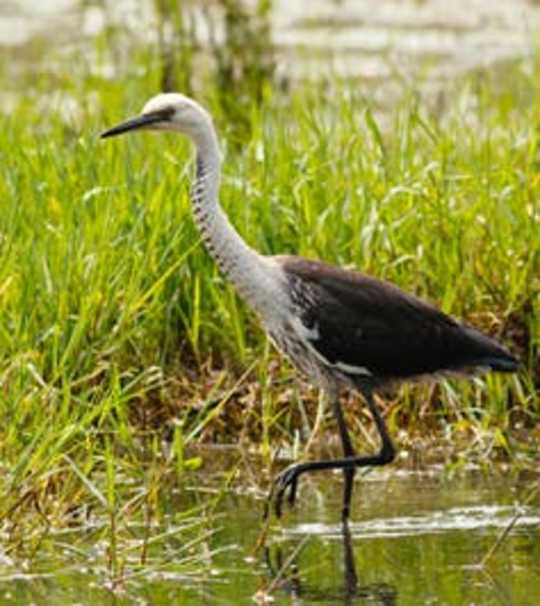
[265,464,302,519]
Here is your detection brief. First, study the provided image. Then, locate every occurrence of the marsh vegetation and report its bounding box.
[0,1,538,603]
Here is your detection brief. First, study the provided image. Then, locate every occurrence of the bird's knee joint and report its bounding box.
[380,441,396,465]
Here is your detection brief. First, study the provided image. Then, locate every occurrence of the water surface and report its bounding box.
[1,469,538,605]
[2,0,539,83]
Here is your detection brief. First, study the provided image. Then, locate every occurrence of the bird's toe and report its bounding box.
[271,465,301,518]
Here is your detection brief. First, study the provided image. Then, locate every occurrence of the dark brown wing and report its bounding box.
[278,256,518,381]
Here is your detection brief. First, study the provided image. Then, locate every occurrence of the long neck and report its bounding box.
[190,122,280,312]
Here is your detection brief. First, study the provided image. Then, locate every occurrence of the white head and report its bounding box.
[101,93,215,145]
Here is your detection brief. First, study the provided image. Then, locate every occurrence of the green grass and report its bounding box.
[0,43,538,581]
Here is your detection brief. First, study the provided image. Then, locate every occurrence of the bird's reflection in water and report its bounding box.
[264,521,397,605]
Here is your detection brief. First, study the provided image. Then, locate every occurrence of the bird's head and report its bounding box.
[101,93,213,141]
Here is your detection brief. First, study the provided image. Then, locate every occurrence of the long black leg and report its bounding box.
[268,388,395,518]
[331,398,356,521]
[342,519,358,598]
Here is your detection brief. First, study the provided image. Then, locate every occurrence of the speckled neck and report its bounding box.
[189,121,283,315]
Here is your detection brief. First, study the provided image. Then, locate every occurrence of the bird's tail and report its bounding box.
[481,355,520,373]
[461,325,520,373]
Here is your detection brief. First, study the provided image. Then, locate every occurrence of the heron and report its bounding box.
[101,93,519,521]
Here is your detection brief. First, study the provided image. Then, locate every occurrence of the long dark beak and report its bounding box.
[100,111,168,139]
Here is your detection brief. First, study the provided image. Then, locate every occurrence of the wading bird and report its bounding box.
[101,93,519,521]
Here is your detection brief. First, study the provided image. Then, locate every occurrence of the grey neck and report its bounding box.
[190,122,282,314]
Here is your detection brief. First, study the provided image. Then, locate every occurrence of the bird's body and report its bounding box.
[272,255,517,387]
[102,93,519,520]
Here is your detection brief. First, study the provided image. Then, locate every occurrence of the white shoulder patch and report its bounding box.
[334,361,372,376]
[291,316,372,377]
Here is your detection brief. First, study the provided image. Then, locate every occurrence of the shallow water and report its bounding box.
[1,469,539,605]
[2,0,540,83]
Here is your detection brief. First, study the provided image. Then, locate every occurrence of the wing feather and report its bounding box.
[277,256,517,380]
